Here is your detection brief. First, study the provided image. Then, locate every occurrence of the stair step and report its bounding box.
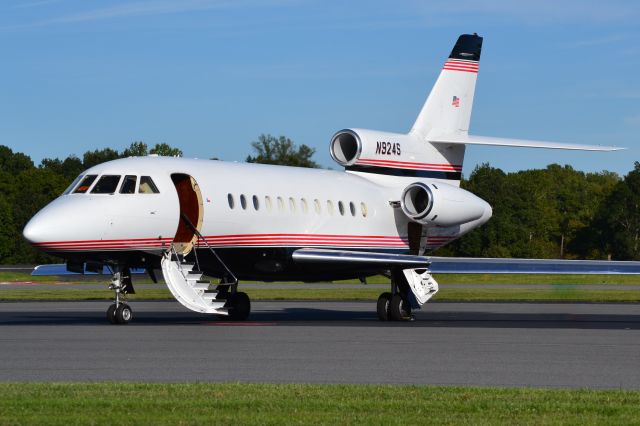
[191,282,210,290]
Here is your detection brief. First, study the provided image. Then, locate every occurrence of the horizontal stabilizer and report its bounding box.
[292,248,430,268]
[429,134,623,151]
[428,257,640,274]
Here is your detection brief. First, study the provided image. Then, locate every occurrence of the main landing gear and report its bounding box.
[376,292,413,321]
[226,289,251,321]
[376,270,414,322]
[214,279,251,321]
[107,267,135,325]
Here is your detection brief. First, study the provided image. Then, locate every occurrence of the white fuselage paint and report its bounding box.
[23,156,490,278]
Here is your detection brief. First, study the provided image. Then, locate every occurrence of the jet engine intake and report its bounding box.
[330,130,362,166]
[400,182,490,227]
[329,128,415,168]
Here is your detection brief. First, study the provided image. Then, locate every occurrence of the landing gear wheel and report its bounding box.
[389,294,411,321]
[228,292,251,321]
[376,292,392,321]
[106,303,117,324]
[115,303,133,325]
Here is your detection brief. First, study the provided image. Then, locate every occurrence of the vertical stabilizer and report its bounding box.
[410,34,483,140]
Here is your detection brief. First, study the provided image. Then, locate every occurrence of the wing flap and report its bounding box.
[429,134,623,151]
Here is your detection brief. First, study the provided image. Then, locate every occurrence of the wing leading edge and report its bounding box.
[429,134,623,151]
[428,257,640,274]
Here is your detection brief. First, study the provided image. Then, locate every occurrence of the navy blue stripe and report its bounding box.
[449,34,482,61]
[346,165,461,180]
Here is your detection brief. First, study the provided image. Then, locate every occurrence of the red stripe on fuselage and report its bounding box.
[355,159,462,171]
[31,233,415,251]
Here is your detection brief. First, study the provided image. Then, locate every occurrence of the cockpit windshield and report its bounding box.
[73,175,98,194]
[120,175,137,194]
[91,175,122,194]
[67,174,159,195]
[62,175,84,195]
[139,176,160,194]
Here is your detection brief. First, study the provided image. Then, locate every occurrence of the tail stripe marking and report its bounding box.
[355,158,462,171]
[443,59,479,73]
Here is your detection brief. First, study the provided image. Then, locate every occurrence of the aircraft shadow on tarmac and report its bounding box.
[0,306,638,330]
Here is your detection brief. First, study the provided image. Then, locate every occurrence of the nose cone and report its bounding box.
[22,215,42,244]
[479,200,493,226]
[22,204,60,245]
[23,196,107,249]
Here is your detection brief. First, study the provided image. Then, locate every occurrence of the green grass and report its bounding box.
[434,273,640,286]
[4,271,640,286]
[0,383,639,425]
[2,286,640,302]
[3,271,640,302]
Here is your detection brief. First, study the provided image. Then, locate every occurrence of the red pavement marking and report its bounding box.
[206,322,276,326]
[0,281,71,286]
[0,281,37,286]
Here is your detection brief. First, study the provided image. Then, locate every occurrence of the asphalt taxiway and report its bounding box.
[1,300,639,388]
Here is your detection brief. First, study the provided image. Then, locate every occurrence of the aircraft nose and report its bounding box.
[23,212,48,244]
[22,199,78,245]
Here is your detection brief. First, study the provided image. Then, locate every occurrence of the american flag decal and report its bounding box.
[452,96,460,108]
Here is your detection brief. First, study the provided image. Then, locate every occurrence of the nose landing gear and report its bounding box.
[107,267,134,325]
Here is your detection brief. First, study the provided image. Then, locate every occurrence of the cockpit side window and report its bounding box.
[120,175,137,194]
[139,176,159,194]
[62,175,84,195]
[91,175,122,194]
[73,175,98,194]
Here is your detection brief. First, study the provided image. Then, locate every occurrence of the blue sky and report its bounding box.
[1,0,639,176]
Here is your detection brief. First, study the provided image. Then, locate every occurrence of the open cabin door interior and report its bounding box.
[171,174,204,255]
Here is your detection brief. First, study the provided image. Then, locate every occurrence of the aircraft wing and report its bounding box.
[429,134,623,151]
[292,249,640,274]
[32,264,146,275]
[428,257,640,274]
[291,248,430,267]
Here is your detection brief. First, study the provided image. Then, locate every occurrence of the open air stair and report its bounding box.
[160,247,231,315]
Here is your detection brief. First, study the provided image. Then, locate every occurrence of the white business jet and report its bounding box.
[23,34,637,324]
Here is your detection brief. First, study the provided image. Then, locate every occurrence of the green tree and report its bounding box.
[588,162,640,260]
[40,156,84,180]
[246,134,318,168]
[452,163,617,259]
[0,196,16,261]
[82,148,121,169]
[150,143,182,157]
[0,145,33,175]
[122,141,149,157]
[4,168,67,263]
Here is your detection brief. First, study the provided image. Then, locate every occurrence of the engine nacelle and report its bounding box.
[401,182,491,227]
[330,128,415,167]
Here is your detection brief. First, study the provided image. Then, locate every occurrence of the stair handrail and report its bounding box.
[180,213,238,284]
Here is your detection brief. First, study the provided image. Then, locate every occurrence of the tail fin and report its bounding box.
[410,34,483,140]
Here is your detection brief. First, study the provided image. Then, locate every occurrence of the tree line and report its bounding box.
[0,136,638,264]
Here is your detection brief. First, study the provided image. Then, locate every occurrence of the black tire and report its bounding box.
[106,303,117,324]
[228,292,251,321]
[376,292,392,321]
[389,294,411,321]
[115,303,133,325]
